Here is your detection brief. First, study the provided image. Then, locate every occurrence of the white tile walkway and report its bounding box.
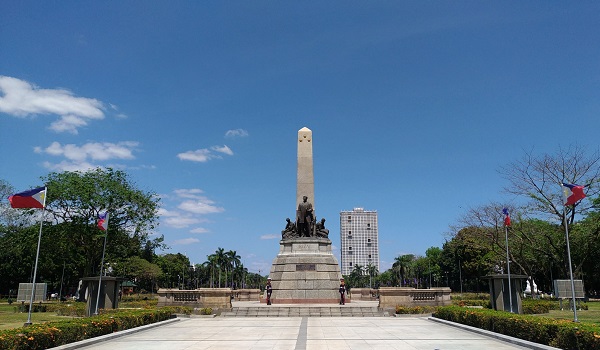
[51,316,557,350]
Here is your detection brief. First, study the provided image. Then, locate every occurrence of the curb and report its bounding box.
[48,317,181,350]
[428,317,561,350]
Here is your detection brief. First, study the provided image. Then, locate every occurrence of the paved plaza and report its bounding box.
[51,303,559,350]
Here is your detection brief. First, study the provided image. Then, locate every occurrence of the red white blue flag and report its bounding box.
[562,183,586,206]
[502,208,511,227]
[98,212,109,231]
[8,187,46,209]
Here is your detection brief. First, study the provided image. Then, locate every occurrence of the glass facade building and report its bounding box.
[339,208,379,276]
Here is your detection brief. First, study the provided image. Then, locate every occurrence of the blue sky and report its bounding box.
[1,2,599,274]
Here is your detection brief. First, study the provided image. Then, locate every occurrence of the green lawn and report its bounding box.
[531,300,600,325]
[0,303,76,330]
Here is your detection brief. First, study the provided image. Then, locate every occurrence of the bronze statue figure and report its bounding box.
[296,195,314,237]
[281,217,297,239]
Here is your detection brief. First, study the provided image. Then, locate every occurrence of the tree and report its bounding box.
[155,253,190,289]
[41,168,162,277]
[425,246,443,287]
[114,256,162,292]
[365,263,378,288]
[226,250,241,288]
[392,254,415,287]
[440,228,494,292]
[210,248,227,287]
[499,145,600,225]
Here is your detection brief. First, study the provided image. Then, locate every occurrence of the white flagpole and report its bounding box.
[94,213,109,315]
[25,186,47,326]
[563,205,579,322]
[504,224,513,313]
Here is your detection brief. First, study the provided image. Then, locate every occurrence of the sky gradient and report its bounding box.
[1,2,599,274]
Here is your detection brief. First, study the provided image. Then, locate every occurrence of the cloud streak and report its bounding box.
[225,129,249,138]
[159,189,224,232]
[0,76,106,134]
[177,145,233,162]
[35,141,139,171]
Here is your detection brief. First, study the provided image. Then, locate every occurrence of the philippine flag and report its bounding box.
[8,187,46,209]
[98,212,109,231]
[502,208,511,227]
[562,183,586,206]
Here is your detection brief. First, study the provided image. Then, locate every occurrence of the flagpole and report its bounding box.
[504,224,513,313]
[24,186,47,326]
[94,214,108,316]
[563,205,579,322]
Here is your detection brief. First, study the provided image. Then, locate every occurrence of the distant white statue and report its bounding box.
[525,279,541,295]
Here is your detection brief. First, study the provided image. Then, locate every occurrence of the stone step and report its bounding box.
[221,306,386,317]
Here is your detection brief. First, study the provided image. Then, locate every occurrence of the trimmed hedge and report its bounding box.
[395,305,438,314]
[433,306,600,350]
[0,308,177,350]
[450,293,490,301]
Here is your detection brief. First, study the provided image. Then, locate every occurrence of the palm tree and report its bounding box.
[205,253,219,288]
[393,254,415,287]
[214,247,226,287]
[349,264,364,287]
[366,263,378,288]
[226,250,241,288]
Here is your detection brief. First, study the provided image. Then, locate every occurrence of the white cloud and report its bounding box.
[260,234,279,240]
[212,145,233,156]
[36,141,138,161]
[35,141,139,171]
[190,227,209,234]
[225,129,249,138]
[0,76,105,134]
[178,200,224,214]
[177,145,233,162]
[177,149,212,162]
[159,189,223,233]
[173,188,204,199]
[164,216,203,229]
[42,160,96,172]
[172,238,200,245]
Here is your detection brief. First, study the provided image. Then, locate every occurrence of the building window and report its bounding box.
[349,247,352,250]
[367,238,371,242]
[348,231,351,235]
[368,254,372,258]
[349,262,353,266]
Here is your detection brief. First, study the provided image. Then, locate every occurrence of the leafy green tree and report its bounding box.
[226,250,241,288]
[440,227,494,292]
[155,253,190,289]
[113,256,162,292]
[41,168,162,278]
[425,246,443,287]
[392,254,415,287]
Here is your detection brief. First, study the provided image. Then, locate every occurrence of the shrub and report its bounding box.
[197,307,213,315]
[452,299,491,308]
[395,305,438,314]
[450,293,490,301]
[0,308,175,350]
[433,306,600,350]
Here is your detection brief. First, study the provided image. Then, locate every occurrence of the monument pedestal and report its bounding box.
[268,238,343,304]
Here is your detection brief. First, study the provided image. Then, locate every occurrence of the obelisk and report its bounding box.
[267,126,343,304]
[296,127,314,210]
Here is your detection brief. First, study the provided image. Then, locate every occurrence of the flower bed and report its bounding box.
[0,308,177,350]
[433,306,600,350]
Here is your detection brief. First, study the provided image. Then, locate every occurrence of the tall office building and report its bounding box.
[339,208,379,276]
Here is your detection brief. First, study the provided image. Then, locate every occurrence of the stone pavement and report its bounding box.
[50,301,560,350]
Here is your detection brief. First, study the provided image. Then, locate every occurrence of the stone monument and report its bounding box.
[267,127,343,303]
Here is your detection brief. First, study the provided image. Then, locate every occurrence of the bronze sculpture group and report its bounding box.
[281,196,329,240]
